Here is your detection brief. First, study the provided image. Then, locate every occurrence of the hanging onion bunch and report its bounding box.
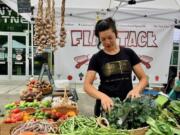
[59,0,66,47]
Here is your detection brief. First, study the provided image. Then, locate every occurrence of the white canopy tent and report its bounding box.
[1,0,180,24]
[1,0,180,79]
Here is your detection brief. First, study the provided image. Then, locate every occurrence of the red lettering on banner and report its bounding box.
[71,30,96,46]
[71,30,82,46]
[147,31,158,47]
[118,31,158,48]
[137,31,147,47]
[83,30,96,46]
[71,30,158,48]
[127,31,136,47]
[83,30,91,46]
[118,31,128,47]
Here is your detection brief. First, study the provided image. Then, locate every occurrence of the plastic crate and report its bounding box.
[143,89,159,96]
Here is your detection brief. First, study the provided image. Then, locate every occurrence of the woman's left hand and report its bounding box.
[126,89,141,99]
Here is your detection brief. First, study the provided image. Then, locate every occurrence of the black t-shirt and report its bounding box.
[88,47,140,100]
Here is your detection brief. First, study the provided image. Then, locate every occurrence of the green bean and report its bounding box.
[59,115,129,135]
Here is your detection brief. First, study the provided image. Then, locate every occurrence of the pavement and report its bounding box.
[0,80,95,117]
[0,80,27,95]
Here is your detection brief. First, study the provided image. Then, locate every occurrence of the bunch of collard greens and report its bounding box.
[146,110,180,135]
[146,100,180,135]
[103,96,161,129]
[167,100,180,125]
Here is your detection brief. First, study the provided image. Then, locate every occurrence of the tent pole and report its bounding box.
[116,14,174,22]
[114,9,179,22]
[31,22,34,76]
[67,11,97,16]
[148,10,180,16]
[27,22,30,77]
[178,38,180,77]
[66,14,95,21]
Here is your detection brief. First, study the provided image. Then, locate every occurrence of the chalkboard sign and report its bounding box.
[17,0,31,13]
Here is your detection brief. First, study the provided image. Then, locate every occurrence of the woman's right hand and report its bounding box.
[100,94,114,113]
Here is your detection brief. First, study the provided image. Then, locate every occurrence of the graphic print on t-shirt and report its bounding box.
[102,60,131,77]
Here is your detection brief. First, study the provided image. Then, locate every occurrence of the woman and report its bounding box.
[83,17,148,116]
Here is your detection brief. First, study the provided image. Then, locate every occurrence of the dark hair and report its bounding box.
[95,17,117,49]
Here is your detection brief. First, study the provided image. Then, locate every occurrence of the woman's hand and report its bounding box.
[100,94,114,113]
[126,89,141,99]
[126,63,148,99]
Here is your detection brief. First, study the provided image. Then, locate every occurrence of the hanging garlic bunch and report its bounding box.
[44,0,52,48]
[59,0,66,47]
[34,0,46,53]
[49,0,57,51]
[34,0,57,53]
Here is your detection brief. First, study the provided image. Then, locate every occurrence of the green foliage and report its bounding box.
[146,117,180,135]
[146,100,180,135]
[59,115,129,135]
[167,100,180,125]
[104,96,161,129]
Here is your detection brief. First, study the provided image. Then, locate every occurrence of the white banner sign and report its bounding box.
[55,23,174,84]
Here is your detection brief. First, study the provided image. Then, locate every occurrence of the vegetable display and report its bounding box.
[146,117,180,135]
[167,100,180,124]
[5,100,51,110]
[103,96,161,129]
[60,127,129,135]
[11,120,59,135]
[146,100,180,135]
[59,115,97,134]
[59,115,129,135]
[4,99,76,123]
[19,79,52,102]
[2,79,180,135]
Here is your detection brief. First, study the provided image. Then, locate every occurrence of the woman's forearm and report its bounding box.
[134,77,148,93]
[84,83,105,100]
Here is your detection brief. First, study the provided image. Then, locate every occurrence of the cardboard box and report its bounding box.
[0,121,22,135]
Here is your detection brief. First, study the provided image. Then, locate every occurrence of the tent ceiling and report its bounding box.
[1,0,180,24]
[113,0,180,10]
[30,0,180,10]
[31,0,112,9]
